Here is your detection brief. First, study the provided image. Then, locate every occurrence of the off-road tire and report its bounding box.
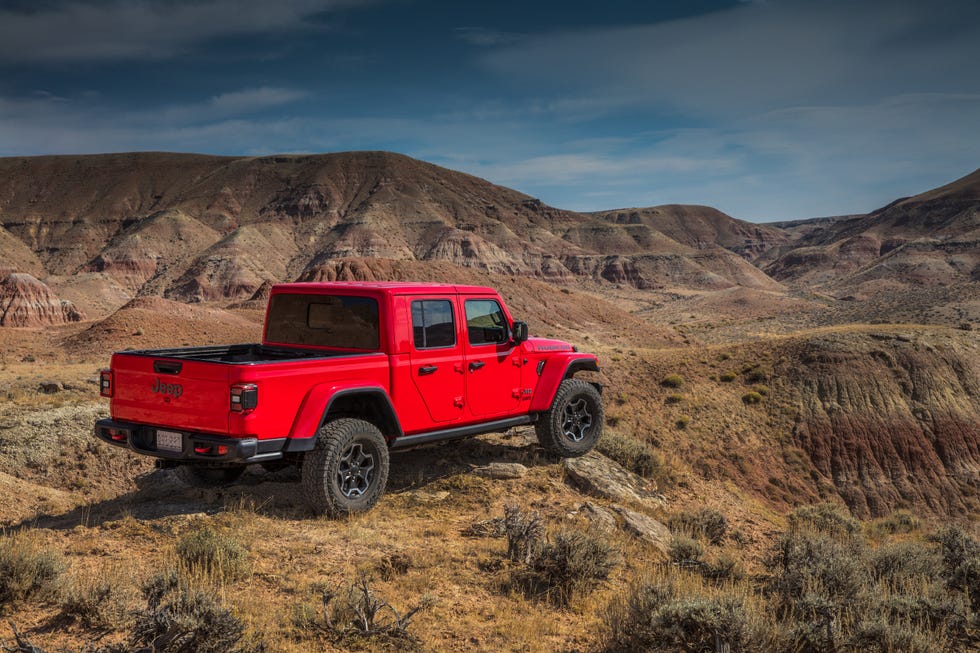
[536,379,603,457]
[302,418,389,518]
[176,464,246,487]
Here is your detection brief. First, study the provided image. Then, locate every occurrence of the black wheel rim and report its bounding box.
[337,442,375,498]
[561,397,593,442]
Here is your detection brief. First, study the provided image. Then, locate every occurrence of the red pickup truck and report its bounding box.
[95,282,603,516]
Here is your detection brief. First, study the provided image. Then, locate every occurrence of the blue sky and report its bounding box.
[0,0,978,221]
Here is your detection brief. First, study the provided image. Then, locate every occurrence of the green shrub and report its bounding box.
[847,618,941,653]
[752,384,770,396]
[787,503,860,538]
[768,531,868,607]
[294,577,431,650]
[604,582,754,652]
[669,508,729,544]
[741,391,763,404]
[869,510,920,535]
[932,525,980,604]
[596,431,662,479]
[133,578,262,653]
[874,589,968,636]
[668,535,704,564]
[176,527,248,582]
[60,573,134,629]
[675,415,691,429]
[660,374,684,388]
[526,528,619,606]
[870,541,942,586]
[743,366,770,383]
[503,506,618,607]
[665,393,684,404]
[719,371,737,382]
[701,553,743,582]
[0,531,65,609]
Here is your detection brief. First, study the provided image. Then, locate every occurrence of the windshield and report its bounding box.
[265,293,380,350]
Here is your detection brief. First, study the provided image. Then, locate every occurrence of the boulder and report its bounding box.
[563,451,666,509]
[611,505,671,554]
[578,502,617,532]
[472,462,528,480]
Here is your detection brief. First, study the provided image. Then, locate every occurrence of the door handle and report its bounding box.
[418,365,438,375]
[469,361,485,372]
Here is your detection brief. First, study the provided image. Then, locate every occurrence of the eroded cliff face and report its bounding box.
[0,273,84,327]
[786,330,980,518]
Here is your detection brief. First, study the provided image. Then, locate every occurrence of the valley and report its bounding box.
[0,152,977,651]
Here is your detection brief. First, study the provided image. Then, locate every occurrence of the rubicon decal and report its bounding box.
[151,378,183,399]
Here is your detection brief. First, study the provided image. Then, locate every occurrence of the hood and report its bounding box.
[523,337,575,353]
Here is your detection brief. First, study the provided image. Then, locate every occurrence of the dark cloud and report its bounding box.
[0,0,370,63]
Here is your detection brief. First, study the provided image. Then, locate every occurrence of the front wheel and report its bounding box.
[302,418,389,518]
[535,379,603,457]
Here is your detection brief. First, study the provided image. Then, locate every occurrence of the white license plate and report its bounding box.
[156,430,183,453]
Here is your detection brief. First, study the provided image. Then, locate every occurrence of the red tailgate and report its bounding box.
[109,353,232,435]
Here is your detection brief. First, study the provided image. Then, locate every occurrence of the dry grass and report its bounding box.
[0,306,977,650]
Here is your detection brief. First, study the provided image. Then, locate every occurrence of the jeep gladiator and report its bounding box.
[95,282,603,516]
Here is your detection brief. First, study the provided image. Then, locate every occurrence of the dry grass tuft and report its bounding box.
[175,526,249,582]
[0,531,64,610]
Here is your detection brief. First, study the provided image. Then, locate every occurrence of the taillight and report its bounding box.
[230,383,258,412]
[100,370,113,397]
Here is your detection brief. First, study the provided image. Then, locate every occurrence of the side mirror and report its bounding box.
[511,321,529,344]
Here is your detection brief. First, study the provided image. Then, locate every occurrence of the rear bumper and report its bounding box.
[94,418,293,464]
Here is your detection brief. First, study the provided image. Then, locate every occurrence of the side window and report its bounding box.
[465,299,508,346]
[411,300,456,349]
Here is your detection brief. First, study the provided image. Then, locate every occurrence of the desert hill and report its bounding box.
[592,204,788,261]
[0,273,83,327]
[0,152,781,316]
[766,168,980,295]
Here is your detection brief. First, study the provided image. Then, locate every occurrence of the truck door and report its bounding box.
[462,298,522,417]
[408,298,465,423]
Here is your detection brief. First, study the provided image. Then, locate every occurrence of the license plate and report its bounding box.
[155,430,183,453]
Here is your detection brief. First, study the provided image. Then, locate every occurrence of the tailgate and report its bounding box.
[110,353,232,434]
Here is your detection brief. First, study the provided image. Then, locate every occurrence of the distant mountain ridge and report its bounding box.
[0,151,781,317]
[765,168,980,295]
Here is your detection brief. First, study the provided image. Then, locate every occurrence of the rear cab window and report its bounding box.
[411,299,456,349]
[265,293,380,350]
[465,299,509,346]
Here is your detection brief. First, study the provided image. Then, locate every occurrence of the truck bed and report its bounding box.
[117,343,353,364]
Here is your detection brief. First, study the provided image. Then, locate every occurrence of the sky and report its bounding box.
[0,0,978,221]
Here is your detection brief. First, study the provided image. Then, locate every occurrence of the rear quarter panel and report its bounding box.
[231,353,390,440]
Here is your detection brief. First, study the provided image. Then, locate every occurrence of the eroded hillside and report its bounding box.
[0,152,784,316]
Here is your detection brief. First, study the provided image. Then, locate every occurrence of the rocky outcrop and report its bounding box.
[472,462,528,479]
[785,330,980,518]
[0,273,84,327]
[563,451,667,509]
[610,505,672,553]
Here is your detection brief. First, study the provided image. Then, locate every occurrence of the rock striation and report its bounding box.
[0,273,84,327]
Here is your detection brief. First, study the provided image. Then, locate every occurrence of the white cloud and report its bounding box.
[0,0,372,63]
[480,0,980,116]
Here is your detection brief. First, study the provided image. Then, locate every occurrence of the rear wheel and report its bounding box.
[176,464,246,488]
[302,418,389,517]
[536,379,603,457]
